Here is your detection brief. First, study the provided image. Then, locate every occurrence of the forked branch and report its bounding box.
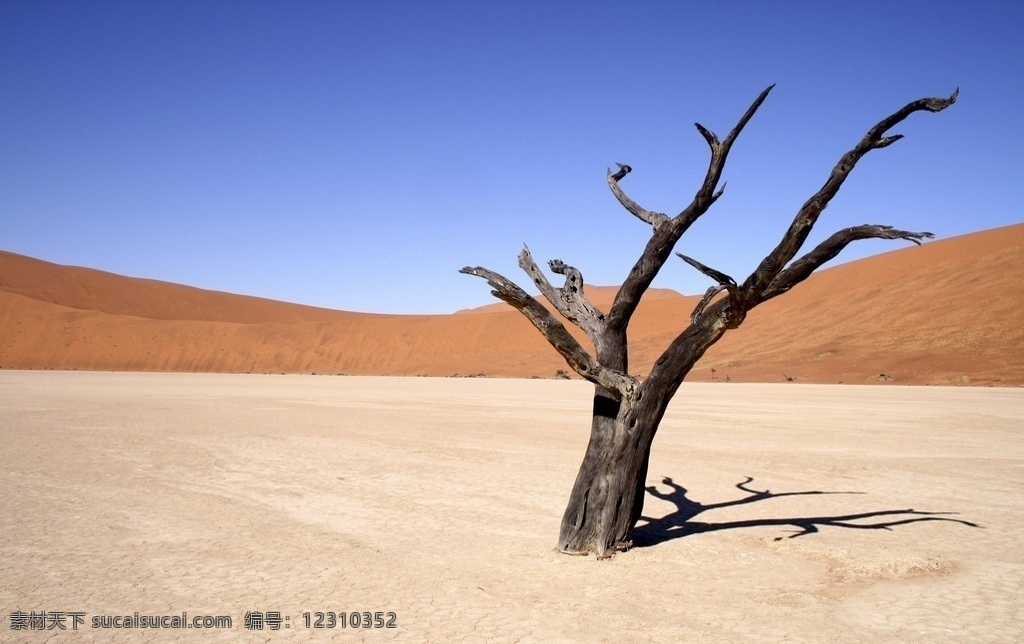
[677,253,741,325]
[459,265,637,398]
[608,85,776,332]
[689,285,737,326]
[742,89,958,298]
[678,84,775,226]
[646,89,955,394]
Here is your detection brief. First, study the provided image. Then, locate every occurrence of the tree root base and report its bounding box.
[558,539,634,559]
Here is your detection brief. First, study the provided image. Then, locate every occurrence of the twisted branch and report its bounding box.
[548,259,606,326]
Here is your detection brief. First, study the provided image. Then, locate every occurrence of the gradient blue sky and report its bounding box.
[3,1,1021,314]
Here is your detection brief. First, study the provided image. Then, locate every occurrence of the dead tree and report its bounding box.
[461,86,956,557]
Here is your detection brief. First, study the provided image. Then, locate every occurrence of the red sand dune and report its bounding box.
[2,224,1022,385]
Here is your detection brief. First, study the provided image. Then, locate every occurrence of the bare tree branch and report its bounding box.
[678,84,775,226]
[675,253,741,324]
[865,89,959,144]
[758,225,934,301]
[607,85,776,333]
[676,253,737,287]
[517,246,576,318]
[459,265,637,398]
[694,123,719,149]
[548,258,606,325]
[710,181,727,206]
[606,163,670,230]
[516,246,605,337]
[742,89,957,299]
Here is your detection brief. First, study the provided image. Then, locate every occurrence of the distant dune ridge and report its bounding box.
[2,224,1022,385]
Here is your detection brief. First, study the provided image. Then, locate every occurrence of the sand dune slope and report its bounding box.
[1,223,1022,384]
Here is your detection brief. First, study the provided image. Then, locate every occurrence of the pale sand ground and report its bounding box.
[1,372,1021,642]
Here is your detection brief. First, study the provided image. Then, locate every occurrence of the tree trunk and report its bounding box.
[558,387,666,557]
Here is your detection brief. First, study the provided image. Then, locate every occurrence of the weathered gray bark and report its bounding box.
[461,86,956,557]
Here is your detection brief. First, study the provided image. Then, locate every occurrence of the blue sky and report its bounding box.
[2,1,1021,314]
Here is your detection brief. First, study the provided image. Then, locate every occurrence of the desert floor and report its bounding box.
[1,372,1021,642]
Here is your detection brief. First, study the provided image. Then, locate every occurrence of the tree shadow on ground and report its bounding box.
[631,476,981,547]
